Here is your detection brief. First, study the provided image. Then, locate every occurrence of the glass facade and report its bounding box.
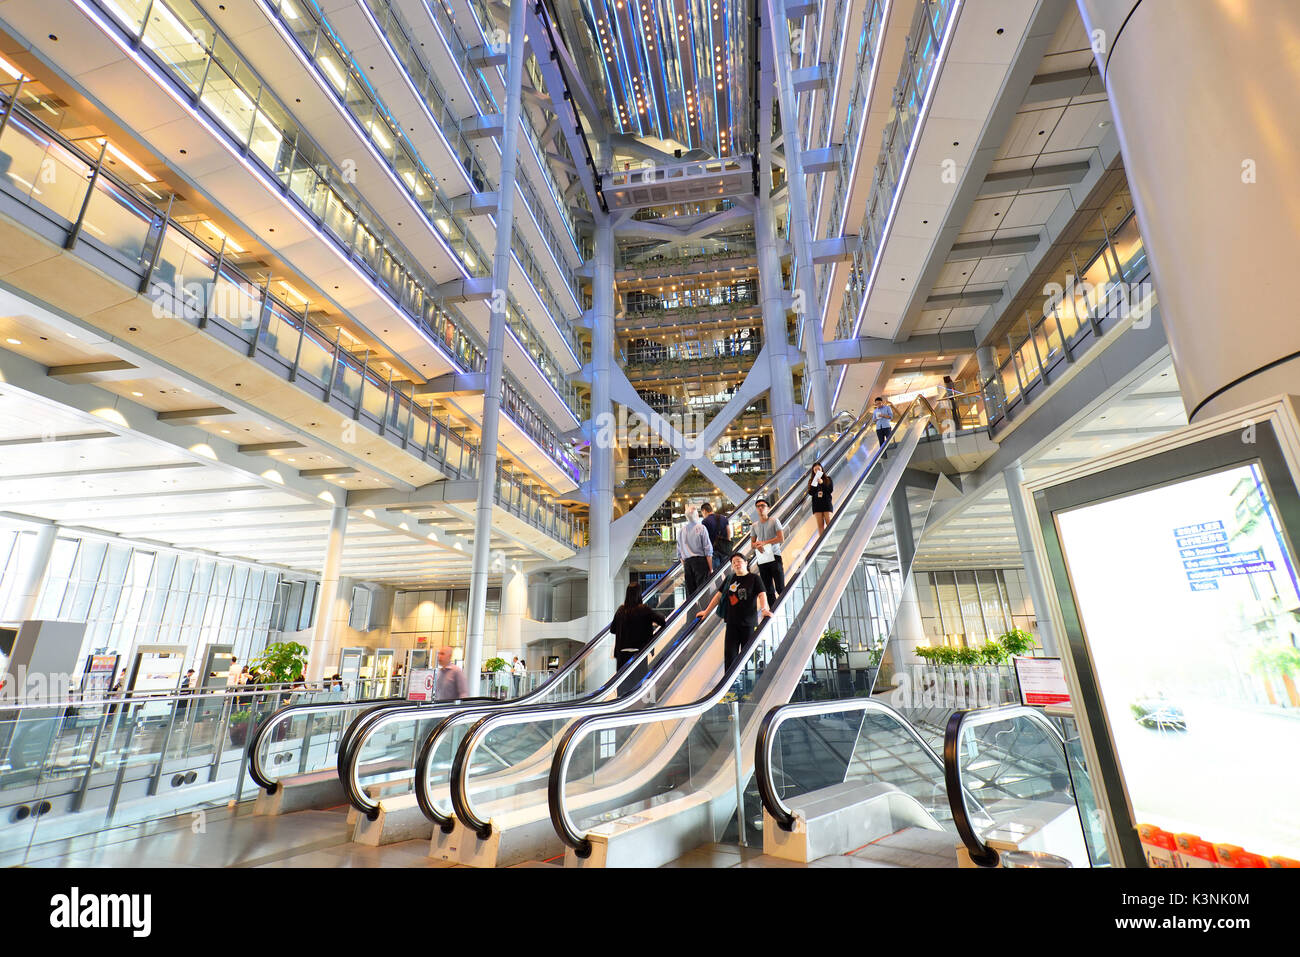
[915,568,1037,646]
[0,526,282,666]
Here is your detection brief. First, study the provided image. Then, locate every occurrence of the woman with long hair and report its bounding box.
[611,583,667,693]
[807,460,833,535]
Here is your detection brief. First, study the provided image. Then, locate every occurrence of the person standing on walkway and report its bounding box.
[677,506,714,597]
[510,656,527,697]
[808,461,834,536]
[611,583,667,693]
[695,553,772,674]
[434,646,468,701]
[750,497,786,608]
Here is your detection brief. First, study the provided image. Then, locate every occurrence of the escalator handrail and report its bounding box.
[547,406,936,856]
[248,695,399,792]
[437,409,882,833]
[343,407,869,818]
[942,704,1069,868]
[755,698,946,832]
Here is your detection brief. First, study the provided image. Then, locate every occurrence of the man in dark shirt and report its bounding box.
[695,553,773,673]
[700,502,732,563]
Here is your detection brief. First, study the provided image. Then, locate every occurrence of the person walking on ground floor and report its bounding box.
[695,553,773,674]
[434,646,468,702]
[611,583,667,694]
[808,461,834,536]
[750,497,786,609]
[677,505,714,597]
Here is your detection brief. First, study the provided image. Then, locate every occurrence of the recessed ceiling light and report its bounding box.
[5,338,20,345]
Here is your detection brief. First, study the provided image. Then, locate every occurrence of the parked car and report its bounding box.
[1130,695,1188,732]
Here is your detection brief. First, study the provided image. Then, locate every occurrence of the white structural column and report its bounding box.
[587,218,616,634]
[497,566,529,655]
[765,0,832,429]
[309,504,348,680]
[1003,463,1058,656]
[466,0,528,692]
[756,17,799,464]
[7,522,57,621]
[1077,0,1300,421]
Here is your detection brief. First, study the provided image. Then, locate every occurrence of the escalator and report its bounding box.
[336,408,873,821]
[753,700,1105,867]
[539,400,945,866]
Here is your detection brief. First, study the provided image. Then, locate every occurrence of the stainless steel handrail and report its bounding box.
[432,408,881,834]
[942,704,1072,868]
[400,403,873,821]
[754,698,945,832]
[546,405,935,856]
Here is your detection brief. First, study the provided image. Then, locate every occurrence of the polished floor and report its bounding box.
[17,802,961,868]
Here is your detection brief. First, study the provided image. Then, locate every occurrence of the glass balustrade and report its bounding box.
[89,0,583,420]
[832,0,961,341]
[0,87,588,542]
[261,0,583,389]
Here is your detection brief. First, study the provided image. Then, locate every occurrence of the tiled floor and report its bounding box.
[19,802,960,869]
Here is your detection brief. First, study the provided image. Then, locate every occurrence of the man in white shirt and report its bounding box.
[676,506,714,597]
[510,656,527,697]
[750,497,786,608]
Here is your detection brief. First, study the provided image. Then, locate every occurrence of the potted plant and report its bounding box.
[813,628,845,678]
[227,708,253,747]
[996,628,1039,658]
[248,641,310,684]
[483,657,510,698]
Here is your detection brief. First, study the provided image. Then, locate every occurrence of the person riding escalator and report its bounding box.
[695,553,772,673]
[610,584,667,695]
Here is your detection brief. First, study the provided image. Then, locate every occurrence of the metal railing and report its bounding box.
[84,0,582,420]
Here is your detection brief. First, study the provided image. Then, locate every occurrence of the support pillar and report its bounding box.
[1003,463,1058,656]
[765,0,832,428]
[309,505,347,681]
[497,566,528,656]
[976,345,1003,409]
[587,218,616,635]
[7,523,57,622]
[466,0,528,694]
[756,18,798,464]
[1077,0,1300,421]
[889,480,916,576]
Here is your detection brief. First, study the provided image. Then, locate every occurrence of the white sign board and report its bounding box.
[406,667,436,701]
[1013,656,1070,707]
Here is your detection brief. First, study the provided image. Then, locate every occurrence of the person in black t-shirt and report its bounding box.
[611,583,667,693]
[695,553,772,673]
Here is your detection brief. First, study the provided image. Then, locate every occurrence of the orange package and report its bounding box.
[1214,844,1268,868]
[1174,834,1218,868]
[1138,824,1179,868]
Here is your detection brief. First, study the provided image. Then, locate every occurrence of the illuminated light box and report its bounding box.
[1030,396,1300,865]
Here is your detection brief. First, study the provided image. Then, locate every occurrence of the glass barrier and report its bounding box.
[550,403,938,854]
[945,706,1096,867]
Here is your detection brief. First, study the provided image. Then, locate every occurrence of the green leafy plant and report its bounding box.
[229,708,252,726]
[815,628,845,660]
[996,628,1039,657]
[979,641,1009,666]
[248,641,310,684]
[953,646,982,667]
[483,657,509,673]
